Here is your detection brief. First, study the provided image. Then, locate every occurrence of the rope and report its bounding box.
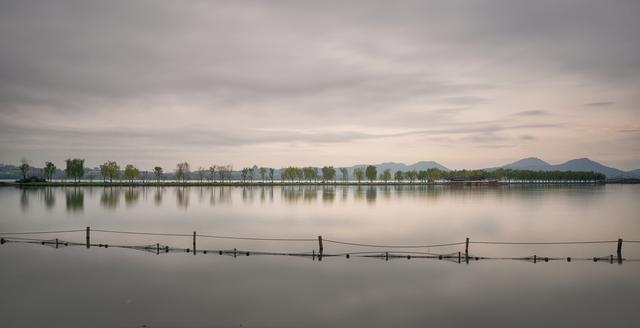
[0,229,85,235]
[323,239,465,248]
[91,229,191,237]
[196,234,315,242]
[470,240,617,245]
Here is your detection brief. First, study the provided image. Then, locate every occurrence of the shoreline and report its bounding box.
[0,180,625,187]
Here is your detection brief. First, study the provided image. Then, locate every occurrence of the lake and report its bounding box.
[1,184,639,327]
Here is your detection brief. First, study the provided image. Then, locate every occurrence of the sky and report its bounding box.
[0,0,639,170]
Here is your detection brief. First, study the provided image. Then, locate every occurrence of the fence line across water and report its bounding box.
[1,227,639,265]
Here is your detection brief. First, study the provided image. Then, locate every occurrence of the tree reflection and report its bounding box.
[175,187,189,209]
[154,187,163,205]
[365,186,377,204]
[100,188,120,210]
[322,186,335,204]
[65,188,84,213]
[124,188,140,207]
[43,187,55,210]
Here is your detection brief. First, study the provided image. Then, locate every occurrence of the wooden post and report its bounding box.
[465,237,469,259]
[55,238,59,249]
[385,252,389,261]
[617,238,623,264]
[0,238,4,245]
[533,255,537,264]
[193,231,196,256]
[156,243,160,255]
[86,226,90,249]
[318,236,323,261]
[457,251,461,263]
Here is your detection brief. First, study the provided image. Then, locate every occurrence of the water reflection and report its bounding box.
[65,188,84,213]
[100,188,120,209]
[11,184,614,211]
[175,187,189,209]
[124,188,140,207]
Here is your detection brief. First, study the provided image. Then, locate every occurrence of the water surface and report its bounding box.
[1,185,639,327]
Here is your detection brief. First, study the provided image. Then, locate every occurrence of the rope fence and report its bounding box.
[1,227,639,265]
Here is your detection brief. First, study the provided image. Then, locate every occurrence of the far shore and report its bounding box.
[1,180,630,187]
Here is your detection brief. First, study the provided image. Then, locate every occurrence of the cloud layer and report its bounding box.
[0,0,639,169]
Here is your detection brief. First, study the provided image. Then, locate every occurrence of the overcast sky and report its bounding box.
[1,0,638,170]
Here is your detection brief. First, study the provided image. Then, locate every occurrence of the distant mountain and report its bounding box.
[349,161,449,173]
[497,157,633,179]
[502,157,552,171]
[628,169,640,178]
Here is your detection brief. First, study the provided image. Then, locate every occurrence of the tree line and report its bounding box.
[14,159,606,183]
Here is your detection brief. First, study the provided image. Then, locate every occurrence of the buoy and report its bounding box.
[203,250,207,254]
[544,257,549,262]
[0,238,5,245]
[438,255,442,260]
[219,250,222,255]
[346,254,350,259]
[186,248,190,253]
[567,257,571,262]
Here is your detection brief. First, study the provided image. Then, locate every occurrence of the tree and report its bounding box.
[197,166,205,182]
[268,168,275,182]
[65,158,85,183]
[303,167,317,182]
[353,168,365,183]
[124,164,139,183]
[381,169,391,183]
[257,167,266,182]
[44,162,56,182]
[100,161,120,183]
[406,170,417,183]
[340,168,349,181]
[321,166,336,182]
[176,162,190,182]
[154,166,163,182]
[365,165,377,183]
[208,166,216,181]
[417,170,428,183]
[19,159,29,180]
[394,171,404,182]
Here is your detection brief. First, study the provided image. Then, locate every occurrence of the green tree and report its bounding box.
[124,164,139,183]
[321,166,336,182]
[65,158,85,183]
[406,170,417,183]
[353,168,365,183]
[365,165,377,182]
[417,170,428,183]
[259,167,267,182]
[100,161,120,183]
[381,169,391,183]
[19,159,29,180]
[154,166,163,182]
[44,162,56,182]
[269,168,275,182]
[339,168,349,181]
[394,171,404,182]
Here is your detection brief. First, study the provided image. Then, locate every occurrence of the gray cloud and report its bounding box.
[514,110,547,116]
[0,0,638,168]
[584,101,616,107]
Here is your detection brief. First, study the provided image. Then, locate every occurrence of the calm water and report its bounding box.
[1,184,639,327]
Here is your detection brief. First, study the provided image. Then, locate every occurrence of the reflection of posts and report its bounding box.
[617,238,623,264]
[318,235,324,261]
[86,226,90,249]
